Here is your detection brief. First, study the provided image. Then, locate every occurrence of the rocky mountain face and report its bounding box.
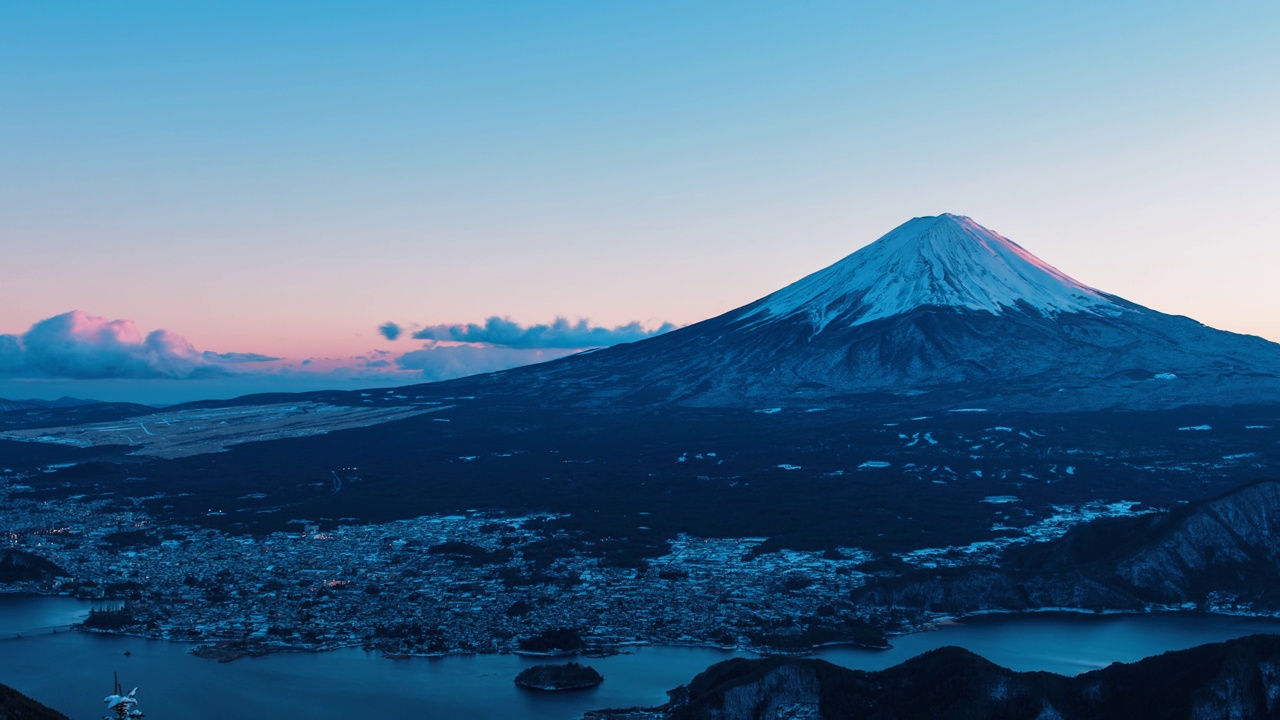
[853,480,1280,615]
[589,634,1280,720]
[446,214,1280,412]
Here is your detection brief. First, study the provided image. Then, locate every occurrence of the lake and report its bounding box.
[4,595,1280,719]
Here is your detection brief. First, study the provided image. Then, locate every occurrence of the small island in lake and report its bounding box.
[514,662,603,691]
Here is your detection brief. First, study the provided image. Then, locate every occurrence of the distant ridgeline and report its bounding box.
[587,634,1280,720]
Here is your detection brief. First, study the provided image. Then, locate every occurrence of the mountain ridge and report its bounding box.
[851,478,1280,617]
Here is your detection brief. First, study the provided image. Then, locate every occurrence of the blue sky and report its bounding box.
[2,2,1278,402]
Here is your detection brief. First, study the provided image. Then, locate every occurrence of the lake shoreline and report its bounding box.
[7,589,1280,664]
[7,594,1280,720]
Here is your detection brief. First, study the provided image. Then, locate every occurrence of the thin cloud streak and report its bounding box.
[391,316,676,349]
[395,342,578,382]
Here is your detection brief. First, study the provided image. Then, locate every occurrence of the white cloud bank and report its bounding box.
[0,311,675,404]
[0,311,277,380]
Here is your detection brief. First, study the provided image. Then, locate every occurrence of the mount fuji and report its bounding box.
[454,213,1280,411]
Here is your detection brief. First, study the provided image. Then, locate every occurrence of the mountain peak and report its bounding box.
[743,214,1120,332]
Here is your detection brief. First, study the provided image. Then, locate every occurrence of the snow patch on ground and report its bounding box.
[899,500,1155,569]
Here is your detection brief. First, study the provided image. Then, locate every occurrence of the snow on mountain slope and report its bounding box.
[743,214,1121,332]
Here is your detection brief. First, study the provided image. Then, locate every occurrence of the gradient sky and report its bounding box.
[2,1,1278,403]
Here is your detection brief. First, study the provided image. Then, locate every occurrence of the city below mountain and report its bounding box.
[2,215,1280,719]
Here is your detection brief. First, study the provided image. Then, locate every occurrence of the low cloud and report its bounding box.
[375,315,677,382]
[395,343,578,382]
[0,311,270,380]
[1,310,673,401]
[202,351,281,363]
[405,316,676,349]
[378,322,403,341]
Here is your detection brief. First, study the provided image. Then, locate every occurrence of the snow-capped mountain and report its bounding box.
[458,214,1280,411]
[742,214,1118,331]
